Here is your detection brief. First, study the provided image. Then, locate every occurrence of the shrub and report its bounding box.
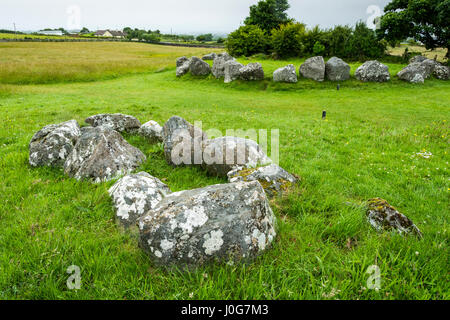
[312,41,326,56]
[347,22,386,60]
[226,25,269,57]
[270,22,306,58]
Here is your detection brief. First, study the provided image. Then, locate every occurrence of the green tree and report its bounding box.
[271,22,306,58]
[226,25,269,57]
[244,0,292,33]
[349,22,387,60]
[80,27,90,34]
[378,0,449,57]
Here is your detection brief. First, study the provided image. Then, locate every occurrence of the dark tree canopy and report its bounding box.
[378,0,449,57]
[244,0,292,33]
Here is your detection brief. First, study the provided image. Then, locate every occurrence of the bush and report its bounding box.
[312,41,326,56]
[270,22,306,58]
[347,22,386,60]
[226,25,269,57]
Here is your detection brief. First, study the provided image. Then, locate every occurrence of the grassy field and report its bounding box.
[0,42,449,300]
[388,44,448,63]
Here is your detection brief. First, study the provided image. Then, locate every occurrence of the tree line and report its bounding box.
[226,0,449,60]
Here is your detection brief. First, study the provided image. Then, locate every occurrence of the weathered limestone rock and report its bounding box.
[224,60,244,83]
[299,56,325,81]
[162,116,207,166]
[355,60,390,82]
[139,181,277,267]
[212,52,234,78]
[421,59,449,80]
[202,53,217,61]
[227,164,298,197]
[202,136,272,177]
[397,62,430,82]
[138,120,163,143]
[325,57,351,81]
[109,172,171,230]
[176,56,189,67]
[85,113,141,133]
[273,64,298,83]
[189,57,211,76]
[239,63,264,81]
[64,127,146,183]
[366,198,422,238]
[176,59,191,77]
[410,74,425,84]
[409,55,427,64]
[29,120,81,167]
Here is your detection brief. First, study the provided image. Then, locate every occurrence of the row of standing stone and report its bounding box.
[176,53,449,84]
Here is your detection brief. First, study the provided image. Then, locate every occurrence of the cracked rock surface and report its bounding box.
[85,113,141,133]
[29,120,81,168]
[64,126,146,183]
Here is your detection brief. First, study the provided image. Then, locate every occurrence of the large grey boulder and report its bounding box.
[397,62,430,83]
[163,116,207,166]
[176,56,189,67]
[299,56,325,81]
[273,64,297,83]
[212,52,235,78]
[64,127,146,183]
[224,60,244,83]
[189,57,211,76]
[367,198,422,238]
[85,113,141,133]
[29,120,81,167]
[227,164,298,197]
[138,120,163,143]
[202,136,272,177]
[109,172,171,230]
[239,63,264,81]
[325,57,351,81]
[139,181,277,267]
[355,61,390,82]
[176,59,191,77]
[202,53,217,61]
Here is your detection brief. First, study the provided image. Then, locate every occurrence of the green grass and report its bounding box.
[0,43,449,300]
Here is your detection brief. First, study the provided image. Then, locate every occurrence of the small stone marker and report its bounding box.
[322,111,327,120]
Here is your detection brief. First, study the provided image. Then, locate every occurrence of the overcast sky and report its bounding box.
[1,0,391,34]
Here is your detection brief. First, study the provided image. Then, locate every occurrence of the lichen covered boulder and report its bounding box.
[139,181,277,267]
[227,164,298,197]
[85,113,141,133]
[224,60,244,83]
[138,120,163,143]
[325,57,350,81]
[397,62,430,83]
[212,52,234,78]
[366,198,422,238]
[299,56,325,81]
[109,172,171,230]
[189,57,211,76]
[176,56,189,67]
[29,120,81,167]
[202,136,272,177]
[409,55,427,64]
[239,63,265,81]
[273,64,298,83]
[355,61,390,82]
[176,59,191,77]
[64,127,146,183]
[162,116,207,166]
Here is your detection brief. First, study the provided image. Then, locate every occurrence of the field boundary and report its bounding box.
[0,38,225,49]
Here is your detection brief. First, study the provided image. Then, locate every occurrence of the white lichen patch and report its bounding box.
[179,206,208,234]
[160,239,175,251]
[203,230,224,255]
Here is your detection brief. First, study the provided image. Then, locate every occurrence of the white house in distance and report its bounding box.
[94,30,127,38]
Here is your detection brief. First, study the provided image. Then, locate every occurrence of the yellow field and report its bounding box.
[0,42,222,84]
[388,44,448,62]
